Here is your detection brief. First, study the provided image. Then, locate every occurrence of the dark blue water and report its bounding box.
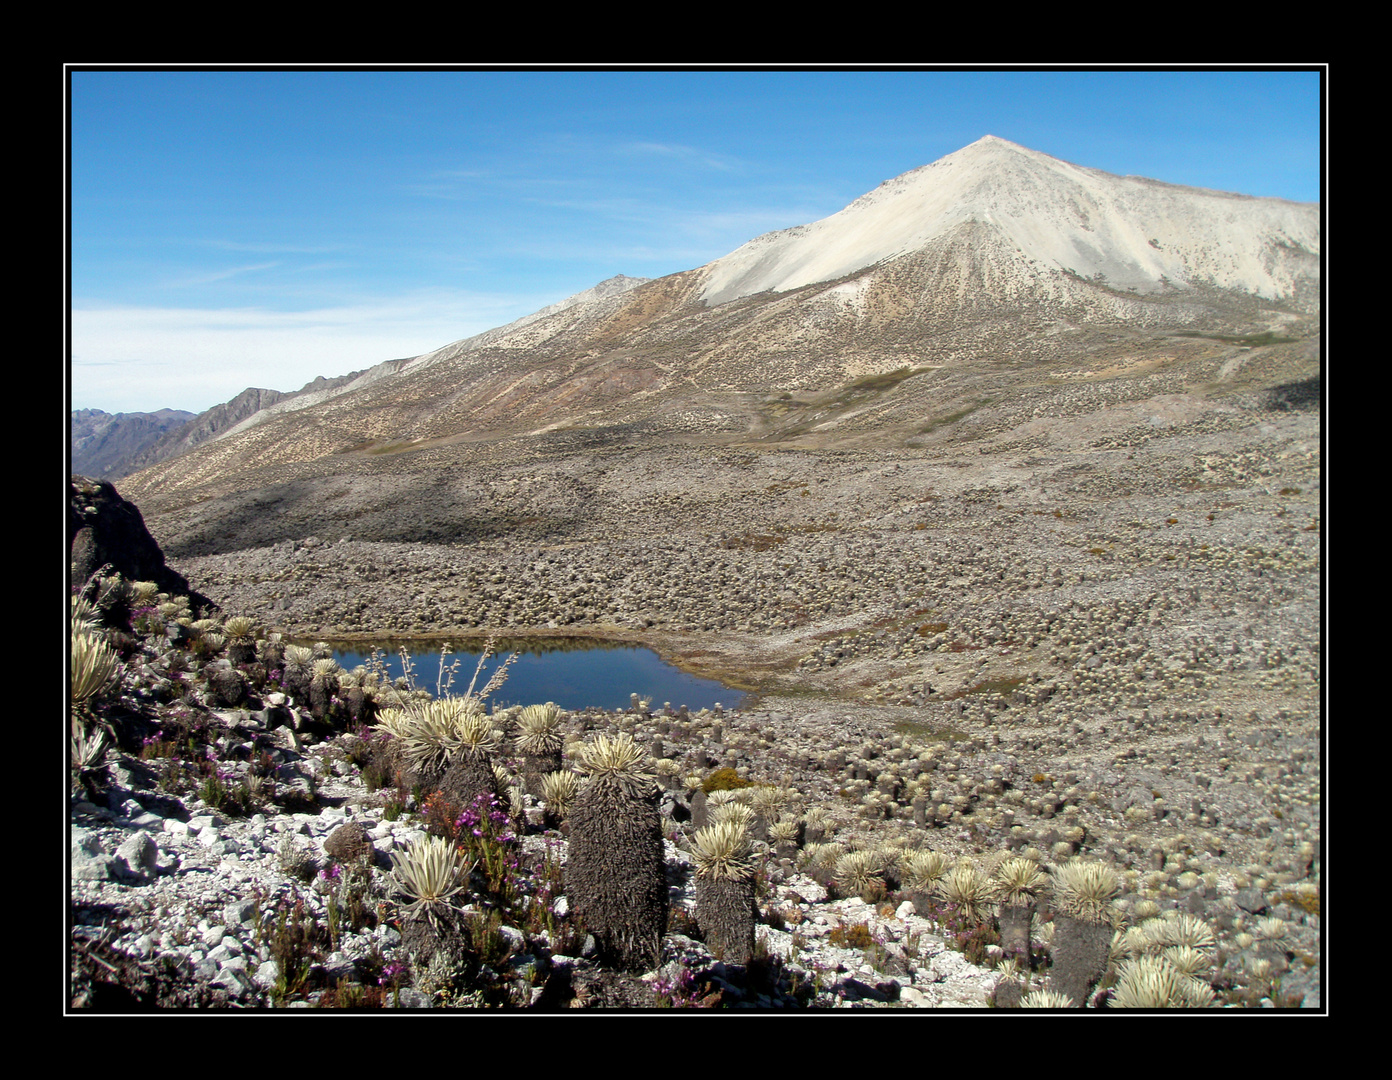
[330,640,746,713]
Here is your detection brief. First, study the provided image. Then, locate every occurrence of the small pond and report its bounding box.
[330,638,747,714]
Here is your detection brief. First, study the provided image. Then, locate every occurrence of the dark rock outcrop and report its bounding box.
[69,475,216,613]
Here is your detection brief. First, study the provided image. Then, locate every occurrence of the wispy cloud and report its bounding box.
[172,261,282,287]
[404,168,492,200]
[505,195,825,262]
[432,169,491,180]
[200,239,347,255]
[622,141,742,172]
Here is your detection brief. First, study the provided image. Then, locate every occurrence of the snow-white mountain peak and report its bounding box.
[698,137,1318,307]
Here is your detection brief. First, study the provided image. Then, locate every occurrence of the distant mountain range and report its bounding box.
[96,136,1318,536]
[71,408,196,479]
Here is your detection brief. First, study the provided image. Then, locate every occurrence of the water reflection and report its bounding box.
[330,638,746,713]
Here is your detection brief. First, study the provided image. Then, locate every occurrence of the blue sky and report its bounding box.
[69,67,1323,415]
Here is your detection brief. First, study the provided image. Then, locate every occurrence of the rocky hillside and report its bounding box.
[119,388,293,476]
[70,409,196,479]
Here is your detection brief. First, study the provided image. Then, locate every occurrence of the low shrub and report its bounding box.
[828,922,875,949]
[701,767,753,794]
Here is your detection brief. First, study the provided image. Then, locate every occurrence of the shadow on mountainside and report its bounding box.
[155,472,592,558]
[1263,376,1320,412]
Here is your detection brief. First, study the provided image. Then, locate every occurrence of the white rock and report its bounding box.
[115,831,160,876]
